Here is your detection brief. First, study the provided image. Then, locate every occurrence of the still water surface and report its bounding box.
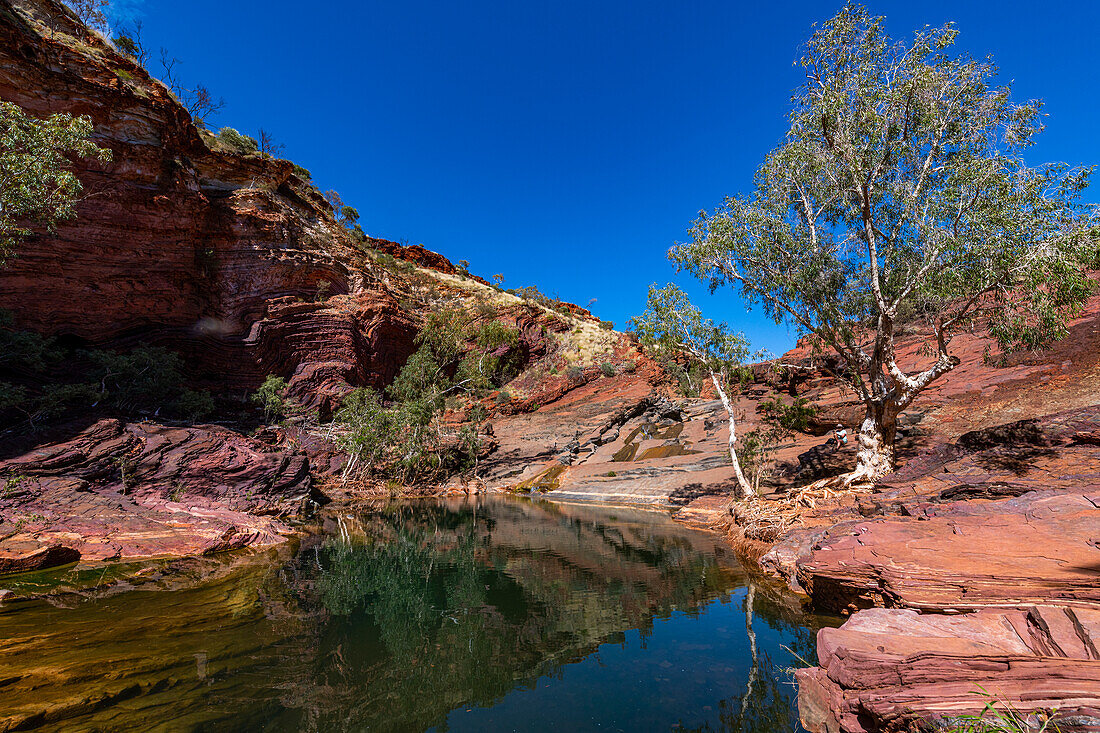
[0,497,830,732]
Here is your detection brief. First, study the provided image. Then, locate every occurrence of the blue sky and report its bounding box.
[113,0,1100,354]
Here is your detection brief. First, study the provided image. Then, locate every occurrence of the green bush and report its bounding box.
[599,362,616,377]
[215,127,258,155]
[567,365,585,381]
[251,375,288,423]
[88,346,188,412]
[176,389,215,420]
[333,387,395,475]
[759,397,817,432]
[599,320,614,330]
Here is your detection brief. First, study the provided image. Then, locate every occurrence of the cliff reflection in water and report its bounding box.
[0,497,822,732]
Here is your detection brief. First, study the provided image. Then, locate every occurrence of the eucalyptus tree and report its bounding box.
[0,101,111,265]
[631,284,756,498]
[672,6,1098,484]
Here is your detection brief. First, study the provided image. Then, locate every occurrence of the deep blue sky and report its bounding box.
[112,0,1099,354]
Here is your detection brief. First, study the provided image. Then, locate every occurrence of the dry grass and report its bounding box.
[730,476,872,542]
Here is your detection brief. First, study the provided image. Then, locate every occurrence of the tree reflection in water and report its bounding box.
[0,496,829,733]
[275,498,823,732]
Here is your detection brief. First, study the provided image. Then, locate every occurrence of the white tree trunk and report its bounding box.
[710,372,755,498]
[846,405,897,486]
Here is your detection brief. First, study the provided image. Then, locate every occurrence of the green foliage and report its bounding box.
[333,388,396,477]
[566,365,585,381]
[672,4,1097,406]
[251,375,288,423]
[599,362,616,377]
[333,309,525,483]
[739,398,819,493]
[631,284,752,381]
[759,397,817,433]
[340,205,360,226]
[0,101,112,265]
[88,347,181,412]
[599,320,614,330]
[510,285,576,317]
[0,317,212,426]
[0,312,56,370]
[292,163,312,180]
[946,688,1061,733]
[113,35,140,58]
[215,127,258,155]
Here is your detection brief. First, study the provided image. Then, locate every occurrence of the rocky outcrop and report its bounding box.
[797,607,1100,733]
[780,405,1100,731]
[0,0,433,402]
[758,405,1100,613]
[0,418,317,570]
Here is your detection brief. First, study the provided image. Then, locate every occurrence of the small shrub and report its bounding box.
[3,474,26,496]
[606,471,616,477]
[599,320,614,330]
[567,365,585,381]
[215,127,258,155]
[494,390,512,404]
[251,375,288,423]
[759,397,817,432]
[621,360,637,373]
[292,163,312,180]
[599,362,616,377]
[175,389,215,421]
[116,455,136,494]
[333,388,395,479]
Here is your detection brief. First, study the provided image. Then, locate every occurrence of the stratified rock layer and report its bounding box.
[0,419,315,570]
[797,607,1100,733]
[761,406,1100,613]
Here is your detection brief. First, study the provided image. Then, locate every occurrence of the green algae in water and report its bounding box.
[0,497,833,732]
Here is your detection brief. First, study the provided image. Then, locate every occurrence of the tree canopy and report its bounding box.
[671,5,1098,481]
[0,101,112,265]
[631,284,757,496]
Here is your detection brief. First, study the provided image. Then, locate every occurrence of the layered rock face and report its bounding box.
[0,1,349,358]
[0,0,422,566]
[0,418,316,570]
[0,0,441,407]
[761,406,1100,614]
[797,607,1100,733]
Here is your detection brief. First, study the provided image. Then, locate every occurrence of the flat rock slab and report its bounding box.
[792,491,1100,613]
[797,606,1100,733]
